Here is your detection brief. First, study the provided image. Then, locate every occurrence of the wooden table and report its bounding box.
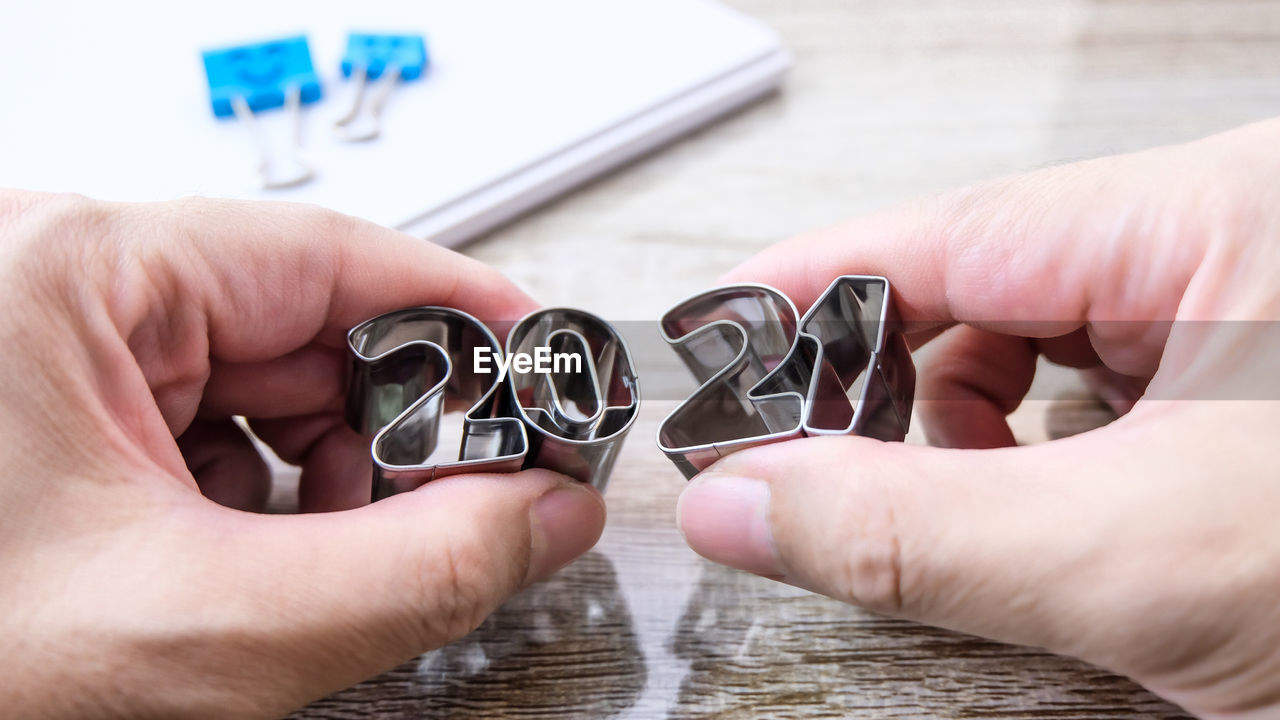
[292,1,1280,716]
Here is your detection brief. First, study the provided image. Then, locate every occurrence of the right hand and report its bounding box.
[677,119,1280,718]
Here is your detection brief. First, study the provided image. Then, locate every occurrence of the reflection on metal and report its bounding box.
[346,307,639,499]
[657,275,915,478]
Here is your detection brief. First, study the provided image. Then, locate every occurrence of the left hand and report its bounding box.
[0,191,605,719]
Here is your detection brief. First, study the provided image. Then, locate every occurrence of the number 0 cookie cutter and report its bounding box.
[657,275,915,479]
[346,307,639,499]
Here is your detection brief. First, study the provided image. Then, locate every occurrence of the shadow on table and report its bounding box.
[293,550,645,719]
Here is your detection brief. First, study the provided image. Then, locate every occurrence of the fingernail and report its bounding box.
[526,483,603,584]
[677,474,783,578]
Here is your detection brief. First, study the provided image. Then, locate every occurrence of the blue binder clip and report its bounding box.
[334,33,429,142]
[202,36,322,188]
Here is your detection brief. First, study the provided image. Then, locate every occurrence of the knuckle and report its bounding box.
[1,192,117,299]
[43,190,98,221]
[286,202,356,270]
[295,202,359,244]
[817,443,908,615]
[20,191,106,249]
[409,530,514,649]
[165,194,219,219]
[155,196,227,255]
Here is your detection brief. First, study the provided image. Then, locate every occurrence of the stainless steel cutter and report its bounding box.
[656,275,914,479]
[346,306,639,499]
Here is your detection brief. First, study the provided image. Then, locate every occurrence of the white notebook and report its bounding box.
[0,0,789,246]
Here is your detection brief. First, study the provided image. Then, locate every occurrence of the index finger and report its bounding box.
[720,137,1220,341]
[118,197,537,364]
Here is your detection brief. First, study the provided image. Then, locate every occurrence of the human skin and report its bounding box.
[0,192,605,719]
[677,119,1280,718]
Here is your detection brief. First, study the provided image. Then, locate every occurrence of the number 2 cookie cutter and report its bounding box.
[656,275,915,479]
[346,307,639,499]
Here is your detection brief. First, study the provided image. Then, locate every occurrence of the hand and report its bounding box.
[676,119,1280,718]
[0,192,604,719]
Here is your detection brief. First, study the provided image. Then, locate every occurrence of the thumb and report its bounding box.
[177,470,603,716]
[676,432,1143,657]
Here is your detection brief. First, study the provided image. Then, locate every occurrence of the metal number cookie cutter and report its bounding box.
[346,307,639,500]
[656,275,915,479]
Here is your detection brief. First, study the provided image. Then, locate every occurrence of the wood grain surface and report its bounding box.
[288,1,1280,717]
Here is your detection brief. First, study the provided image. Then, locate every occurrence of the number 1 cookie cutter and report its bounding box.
[656,275,915,479]
[346,307,639,499]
